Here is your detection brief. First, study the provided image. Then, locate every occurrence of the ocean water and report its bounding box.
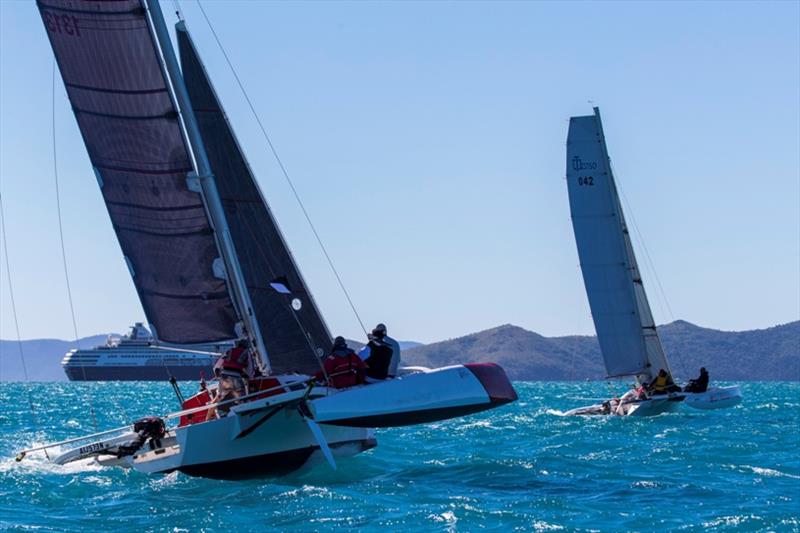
[0,381,798,532]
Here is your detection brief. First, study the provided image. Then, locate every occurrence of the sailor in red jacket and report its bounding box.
[316,337,366,389]
[206,339,254,420]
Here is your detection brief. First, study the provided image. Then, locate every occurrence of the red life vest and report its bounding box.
[221,346,248,373]
[323,352,365,389]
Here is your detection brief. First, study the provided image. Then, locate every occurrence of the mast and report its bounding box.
[146,0,270,372]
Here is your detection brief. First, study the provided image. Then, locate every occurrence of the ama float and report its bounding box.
[563,108,741,416]
[16,0,516,479]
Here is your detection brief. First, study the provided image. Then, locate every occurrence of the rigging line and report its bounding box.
[194,0,368,337]
[52,61,99,430]
[0,193,48,457]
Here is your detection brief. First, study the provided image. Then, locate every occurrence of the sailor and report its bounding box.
[683,367,709,393]
[205,339,254,420]
[316,336,366,389]
[648,368,679,395]
[358,323,399,382]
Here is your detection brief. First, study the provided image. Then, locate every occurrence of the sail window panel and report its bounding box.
[39,0,240,344]
[178,27,332,374]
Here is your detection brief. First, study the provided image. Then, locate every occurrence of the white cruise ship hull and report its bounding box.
[63,364,213,381]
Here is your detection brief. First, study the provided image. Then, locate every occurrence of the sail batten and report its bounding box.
[177,24,332,374]
[566,108,671,381]
[38,0,240,344]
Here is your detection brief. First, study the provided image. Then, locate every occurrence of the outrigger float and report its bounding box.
[562,108,742,417]
[17,0,516,478]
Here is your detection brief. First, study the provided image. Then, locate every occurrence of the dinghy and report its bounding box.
[16,0,516,478]
[564,108,741,416]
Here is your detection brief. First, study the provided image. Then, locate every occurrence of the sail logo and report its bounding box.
[572,156,597,171]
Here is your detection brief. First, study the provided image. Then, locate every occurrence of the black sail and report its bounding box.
[177,25,332,374]
[38,0,239,344]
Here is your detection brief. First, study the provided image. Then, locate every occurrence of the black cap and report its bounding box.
[333,336,347,349]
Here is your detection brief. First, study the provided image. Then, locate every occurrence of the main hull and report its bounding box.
[66,402,376,480]
[177,438,376,480]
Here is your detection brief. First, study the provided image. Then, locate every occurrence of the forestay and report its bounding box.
[177,24,332,374]
[566,108,670,381]
[38,0,239,344]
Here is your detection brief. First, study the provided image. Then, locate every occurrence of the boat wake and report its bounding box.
[1,447,103,475]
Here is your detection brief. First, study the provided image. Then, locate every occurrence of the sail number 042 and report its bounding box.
[578,176,594,186]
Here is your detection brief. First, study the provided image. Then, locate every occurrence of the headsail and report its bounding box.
[38,0,239,344]
[177,24,332,374]
[566,108,670,381]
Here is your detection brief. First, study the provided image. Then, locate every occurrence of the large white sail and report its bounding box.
[566,108,671,381]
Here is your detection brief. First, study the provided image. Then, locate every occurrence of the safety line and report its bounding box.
[0,193,48,457]
[52,61,99,430]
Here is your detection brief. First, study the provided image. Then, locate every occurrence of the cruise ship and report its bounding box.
[62,323,228,381]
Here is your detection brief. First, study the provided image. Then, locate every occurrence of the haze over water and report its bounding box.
[1,381,798,531]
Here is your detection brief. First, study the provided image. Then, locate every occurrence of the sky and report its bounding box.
[0,0,798,345]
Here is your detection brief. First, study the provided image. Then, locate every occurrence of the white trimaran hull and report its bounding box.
[33,364,516,479]
[564,386,742,417]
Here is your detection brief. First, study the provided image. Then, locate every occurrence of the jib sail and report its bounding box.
[177,23,332,374]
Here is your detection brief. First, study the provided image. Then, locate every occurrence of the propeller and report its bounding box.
[297,401,336,470]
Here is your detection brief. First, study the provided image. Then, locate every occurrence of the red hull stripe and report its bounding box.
[463,363,518,403]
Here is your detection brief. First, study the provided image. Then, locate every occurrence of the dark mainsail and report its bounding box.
[177,24,332,374]
[38,0,239,344]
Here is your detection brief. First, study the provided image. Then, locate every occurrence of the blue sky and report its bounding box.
[1,0,798,344]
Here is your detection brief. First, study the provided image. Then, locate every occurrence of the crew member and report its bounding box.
[648,368,680,395]
[206,339,254,420]
[358,324,397,382]
[683,367,709,393]
[316,337,366,389]
[377,323,402,377]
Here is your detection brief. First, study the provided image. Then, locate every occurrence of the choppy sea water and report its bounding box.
[0,381,798,532]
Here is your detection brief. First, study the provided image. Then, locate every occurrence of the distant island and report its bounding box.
[1,320,797,382]
[403,320,799,382]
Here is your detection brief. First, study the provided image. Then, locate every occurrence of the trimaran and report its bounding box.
[563,107,742,416]
[16,0,516,478]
